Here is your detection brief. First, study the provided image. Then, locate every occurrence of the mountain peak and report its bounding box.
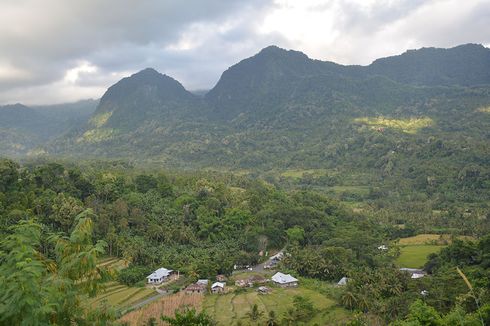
[89,68,196,130]
[257,45,309,60]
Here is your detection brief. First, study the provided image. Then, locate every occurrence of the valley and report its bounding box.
[0,43,489,325]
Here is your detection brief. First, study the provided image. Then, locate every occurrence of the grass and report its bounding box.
[89,111,113,128]
[354,116,433,134]
[398,234,475,245]
[476,106,490,113]
[281,169,326,179]
[78,128,116,143]
[89,258,155,311]
[328,185,370,195]
[89,284,155,310]
[396,245,445,268]
[203,284,350,325]
[396,234,476,268]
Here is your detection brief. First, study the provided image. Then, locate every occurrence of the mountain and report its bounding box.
[205,45,353,121]
[0,100,97,155]
[367,43,490,86]
[89,68,199,130]
[207,43,490,122]
[0,43,485,175]
[0,103,45,129]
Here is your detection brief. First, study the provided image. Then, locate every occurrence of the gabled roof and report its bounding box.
[197,279,209,285]
[211,282,225,288]
[271,272,298,284]
[147,267,173,279]
[186,283,206,291]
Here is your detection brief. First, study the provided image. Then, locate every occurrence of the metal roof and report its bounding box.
[146,267,173,279]
[271,272,298,284]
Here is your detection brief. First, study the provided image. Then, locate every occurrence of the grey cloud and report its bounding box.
[0,0,489,104]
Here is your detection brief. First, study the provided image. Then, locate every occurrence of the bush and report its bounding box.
[117,266,151,286]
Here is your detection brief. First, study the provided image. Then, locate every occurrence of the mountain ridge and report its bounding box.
[1,43,489,171]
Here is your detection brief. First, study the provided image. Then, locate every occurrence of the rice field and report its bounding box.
[88,258,155,311]
[119,292,203,325]
[203,285,350,325]
[88,281,156,311]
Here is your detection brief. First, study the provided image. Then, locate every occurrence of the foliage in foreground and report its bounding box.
[0,213,112,325]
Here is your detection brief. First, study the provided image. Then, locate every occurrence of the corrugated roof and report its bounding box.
[271,272,298,284]
[146,267,173,279]
[211,282,225,288]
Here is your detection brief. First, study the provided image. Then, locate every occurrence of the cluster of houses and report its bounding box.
[138,267,298,294]
[179,271,299,295]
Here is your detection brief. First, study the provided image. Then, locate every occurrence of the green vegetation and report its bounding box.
[202,284,348,325]
[88,282,155,311]
[1,44,490,325]
[90,111,113,128]
[397,245,445,268]
[79,128,117,143]
[354,116,433,134]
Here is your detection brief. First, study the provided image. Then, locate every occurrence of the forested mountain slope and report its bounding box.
[0,100,97,156]
[43,44,489,175]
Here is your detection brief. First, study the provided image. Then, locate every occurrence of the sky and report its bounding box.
[0,0,489,105]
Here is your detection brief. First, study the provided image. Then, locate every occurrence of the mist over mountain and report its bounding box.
[0,99,97,156]
[1,43,489,171]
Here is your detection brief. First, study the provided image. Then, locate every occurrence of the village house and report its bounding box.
[185,283,207,294]
[146,267,174,284]
[211,282,225,294]
[197,279,209,285]
[271,272,298,287]
[234,275,268,288]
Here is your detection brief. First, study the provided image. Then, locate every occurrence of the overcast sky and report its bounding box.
[1,0,489,105]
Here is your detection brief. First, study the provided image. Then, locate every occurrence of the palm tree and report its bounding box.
[161,307,216,325]
[281,308,296,326]
[246,304,264,322]
[266,310,278,326]
[340,289,357,310]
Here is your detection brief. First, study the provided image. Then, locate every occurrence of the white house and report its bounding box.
[271,272,298,287]
[337,276,348,286]
[211,282,225,293]
[377,245,388,250]
[197,279,209,285]
[147,267,173,284]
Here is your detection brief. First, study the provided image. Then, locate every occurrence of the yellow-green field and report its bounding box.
[89,281,156,310]
[396,234,476,268]
[97,257,129,270]
[89,258,155,311]
[396,245,445,268]
[203,285,350,325]
[281,169,327,179]
[398,234,475,245]
[354,116,433,134]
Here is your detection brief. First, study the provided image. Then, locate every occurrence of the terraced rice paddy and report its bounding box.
[88,258,155,311]
[203,286,350,325]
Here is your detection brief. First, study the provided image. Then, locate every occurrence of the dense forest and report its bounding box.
[0,158,489,325]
